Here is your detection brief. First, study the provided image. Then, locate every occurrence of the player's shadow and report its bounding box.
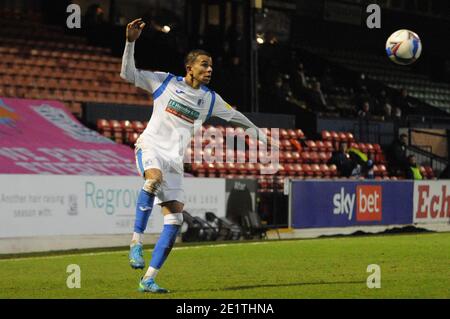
[176,280,365,293]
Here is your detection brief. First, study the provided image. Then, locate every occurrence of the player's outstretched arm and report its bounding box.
[211,94,274,148]
[229,111,269,147]
[120,18,146,84]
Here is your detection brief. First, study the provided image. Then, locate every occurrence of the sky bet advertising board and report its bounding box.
[291,180,414,228]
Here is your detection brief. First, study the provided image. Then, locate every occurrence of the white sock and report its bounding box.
[131,232,143,244]
[143,267,159,280]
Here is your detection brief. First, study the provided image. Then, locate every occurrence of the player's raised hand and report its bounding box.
[126,18,146,42]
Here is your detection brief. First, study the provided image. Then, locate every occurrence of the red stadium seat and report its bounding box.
[318,152,328,163]
[96,119,111,138]
[373,165,380,176]
[315,141,326,152]
[120,120,133,134]
[109,120,123,143]
[366,143,375,153]
[277,164,286,176]
[281,139,293,151]
[235,163,247,175]
[321,130,331,141]
[346,132,355,142]
[305,140,318,151]
[131,121,145,133]
[205,163,217,177]
[302,164,313,177]
[295,129,305,139]
[323,141,334,151]
[214,162,226,175]
[338,132,347,142]
[328,164,337,177]
[378,165,388,177]
[125,132,139,145]
[283,151,293,163]
[245,163,258,175]
[311,164,322,177]
[374,164,390,177]
[330,131,339,141]
[225,162,237,174]
[320,164,330,177]
[425,166,434,179]
[287,129,297,139]
[309,152,319,163]
[284,164,296,176]
[301,151,311,163]
[192,163,206,176]
[291,151,301,163]
[293,163,304,177]
[280,129,289,139]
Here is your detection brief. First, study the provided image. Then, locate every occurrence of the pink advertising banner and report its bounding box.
[0,98,137,175]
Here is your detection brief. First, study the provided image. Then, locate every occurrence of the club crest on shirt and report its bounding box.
[197,99,204,106]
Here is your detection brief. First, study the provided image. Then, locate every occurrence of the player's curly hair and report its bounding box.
[184,49,211,67]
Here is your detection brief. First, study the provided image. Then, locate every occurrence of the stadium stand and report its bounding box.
[301,46,450,113]
[0,14,150,117]
[0,8,442,185]
[94,118,434,188]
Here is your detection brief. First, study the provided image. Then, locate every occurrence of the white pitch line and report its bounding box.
[0,241,275,262]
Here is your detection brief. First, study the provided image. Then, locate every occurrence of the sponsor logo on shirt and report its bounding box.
[165,99,200,124]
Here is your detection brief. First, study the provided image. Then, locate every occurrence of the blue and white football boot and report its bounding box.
[138,277,169,293]
[129,243,145,269]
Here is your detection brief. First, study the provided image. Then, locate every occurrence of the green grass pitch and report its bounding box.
[1,232,449,298]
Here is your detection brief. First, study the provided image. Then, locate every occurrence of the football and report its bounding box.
[385,29,422,65]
